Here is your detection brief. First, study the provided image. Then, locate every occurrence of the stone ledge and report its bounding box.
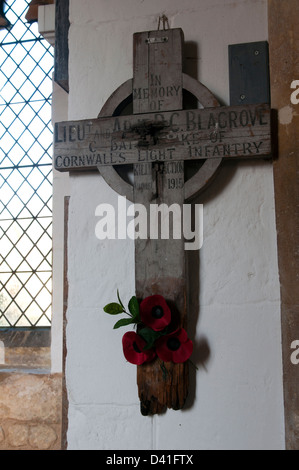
[0,367,51,374]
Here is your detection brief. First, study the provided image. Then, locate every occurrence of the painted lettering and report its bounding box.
[64,156,70,167]
[240,109,249,127]
[164,161,184,174]
[150,74,162,86]
[69,126,76,142]
[218,111,227,129]
[55,123,66,143]
[166,86,174,97]
[190,142,255,159]
[111,140,133,152]
[89,141,96,153]
[231,143,241,154]
[210,131,225,143]
[134,163,152,176]
[229,111,238,128]
[186,111,196,131]
[143,88,149,100]
[133,88,142,100]
[55,156,63,167]
[71,155,79,166]
[138,148,175,162]
[167,177,184,190]
[252,141,263,153]
[150,99,164,111]
[257,107,268,126]
[212,146,221,156]
[223,144,231,156]
[133,84,182,101]
[243,142,252,154]
[55,153,126,169]
[173,85,181,96]
[113,118,121,132]
[249,108,257,126]
[193,146,202,158]
[169,112,180,132]
[154,113,165,124]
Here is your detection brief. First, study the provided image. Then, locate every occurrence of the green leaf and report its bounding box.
[113,318,134,329]
[139,327,162,350]
[104,302,124,315]
[128,296,140,320]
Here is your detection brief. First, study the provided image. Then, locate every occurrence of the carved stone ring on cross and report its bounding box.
[98,74,222,202]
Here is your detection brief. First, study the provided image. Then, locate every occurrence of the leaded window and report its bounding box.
[0,0,54,327]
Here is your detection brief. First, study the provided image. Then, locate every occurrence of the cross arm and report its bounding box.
[54,103,271,172]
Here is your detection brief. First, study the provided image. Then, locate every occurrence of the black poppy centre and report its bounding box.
[151,305,164,319]
[167,337,181,351]
[133,341,142,353]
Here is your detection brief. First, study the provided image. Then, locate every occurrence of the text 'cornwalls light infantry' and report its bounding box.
[54,27,272,415]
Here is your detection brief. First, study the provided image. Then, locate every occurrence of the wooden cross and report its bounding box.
[54,28,271,416]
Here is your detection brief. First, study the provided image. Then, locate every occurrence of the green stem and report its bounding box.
[123,309,133,318]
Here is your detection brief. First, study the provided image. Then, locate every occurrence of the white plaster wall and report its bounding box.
[64,0,285,450]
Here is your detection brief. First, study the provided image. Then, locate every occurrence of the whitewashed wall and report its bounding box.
[63,0,284,450]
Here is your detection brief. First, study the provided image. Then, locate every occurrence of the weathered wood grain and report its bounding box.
[54,104,271,172]
[132,28,188,415]
[133,29,183,114]
[54,0,69,92]
[268,0,299,450]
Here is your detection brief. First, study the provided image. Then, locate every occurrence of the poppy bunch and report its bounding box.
[104,292,193,366]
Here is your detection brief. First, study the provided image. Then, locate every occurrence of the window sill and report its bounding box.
[0,329,51,370]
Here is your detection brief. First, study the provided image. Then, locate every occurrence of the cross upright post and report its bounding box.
[132,29,189,416]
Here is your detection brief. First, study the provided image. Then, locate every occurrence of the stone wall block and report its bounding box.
[0,372,62,450]
[29,424,58,450]
[0,374,61,423]
[7,424,29,447]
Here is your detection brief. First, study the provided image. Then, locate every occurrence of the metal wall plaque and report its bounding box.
[229,41,270,105]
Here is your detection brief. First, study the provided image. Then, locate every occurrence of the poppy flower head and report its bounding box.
[140,295,171,331]
[156,328,193,364]
[122,331,156,365]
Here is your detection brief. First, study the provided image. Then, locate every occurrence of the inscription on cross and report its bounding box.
[54,104,269,169]
[54,28,271,415]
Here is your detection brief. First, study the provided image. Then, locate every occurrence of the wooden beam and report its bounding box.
[54,0,69,92]
[268,0,299,450]
[54,104,271,172]
[133,28,188,416]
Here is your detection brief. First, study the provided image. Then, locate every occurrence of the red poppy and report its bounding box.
[122,331,156,365]
[139,295,171,331]
[156,328,193,364]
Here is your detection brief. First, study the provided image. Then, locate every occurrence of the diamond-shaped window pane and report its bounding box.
[0,0,53,328]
